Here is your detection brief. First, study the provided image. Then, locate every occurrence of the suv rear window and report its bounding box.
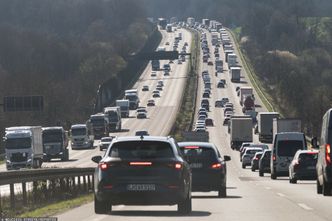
[180,147,217,161]
[277,140,304,157]
[109,141,174,159]
[298,153,318,163]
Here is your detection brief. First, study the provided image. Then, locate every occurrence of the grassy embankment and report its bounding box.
[170,29,200,141]
[229,27,276,113]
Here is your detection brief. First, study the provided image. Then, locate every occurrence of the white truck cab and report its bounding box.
[70,124,94,149]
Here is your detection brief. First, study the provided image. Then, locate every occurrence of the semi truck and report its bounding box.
[257,112,280,143]
[227,53,237,68]
[70,124,94,149]
[125,89,140,109]
[104,106,122,131]
[42,127,69,162]
[89,113,109,139]
[4,126,43,170]
[215,59,223,72]
[116,99,129,118]
[272,118,302,140]
[240,87,253,105]
[230,67,241,82]
[166,24,172,32]
[158,18,167,30]
[151,60,160,71]
[230,117,253,150]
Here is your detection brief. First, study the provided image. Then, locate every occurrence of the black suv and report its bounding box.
[178,142,231,197]
[92,136,192,214]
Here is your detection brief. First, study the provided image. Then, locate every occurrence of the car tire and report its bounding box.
[271,172,277,180]
[259,171,264,177]
[322,178,332,196]
[242,164,245,169]
[218,186,227,198]
[289,177,297,184]
[317,179,323,194]
[94,195,110,214]
[177,194,192,214]
[251,167,255,172]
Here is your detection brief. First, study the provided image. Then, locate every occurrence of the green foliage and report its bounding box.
[0,0,152,131]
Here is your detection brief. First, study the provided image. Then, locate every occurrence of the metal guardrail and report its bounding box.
[0,167,95,210]
[0,167,95,185]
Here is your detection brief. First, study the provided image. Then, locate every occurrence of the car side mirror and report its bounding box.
[224,155,231,161]
[91,155,102,163]
[311,137,319,149]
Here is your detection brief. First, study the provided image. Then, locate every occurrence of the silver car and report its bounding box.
[242,148,263,168]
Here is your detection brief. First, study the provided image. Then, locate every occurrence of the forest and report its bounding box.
[141,0,332,136]
[1,0,332,138]
[0,0,153,132]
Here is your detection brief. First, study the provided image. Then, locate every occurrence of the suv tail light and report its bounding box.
[99,162,110,171]
[211,163,222,169]
[326,144,331,165]
[272,154,276,161]
[175,163,182,170]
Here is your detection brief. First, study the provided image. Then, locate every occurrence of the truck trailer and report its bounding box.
[257,112,280,143]
[230,117,253,150]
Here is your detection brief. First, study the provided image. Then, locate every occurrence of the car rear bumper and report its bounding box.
[96,185,187,205]
[293,170,317,180]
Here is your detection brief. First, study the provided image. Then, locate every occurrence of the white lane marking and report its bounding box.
[277,192,285,197]
[298,203,313,211]
[265,186,272,190]
[89,215,108,221]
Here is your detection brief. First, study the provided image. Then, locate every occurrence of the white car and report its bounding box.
[242,148,264,168]
[99,137,114,151]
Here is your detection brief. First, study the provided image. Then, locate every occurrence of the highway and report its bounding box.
[55,27,332,221]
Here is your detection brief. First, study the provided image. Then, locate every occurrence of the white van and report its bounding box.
[270,132,307,179]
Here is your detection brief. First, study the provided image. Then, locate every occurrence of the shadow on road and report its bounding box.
[255,104,262,108]
[192,195,242,199]
[110,210,211,217]
[47,159,78,162]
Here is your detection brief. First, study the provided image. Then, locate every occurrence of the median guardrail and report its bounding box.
[0,167,95,211]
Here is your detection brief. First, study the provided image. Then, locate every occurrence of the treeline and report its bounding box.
[140,0,332,136]
[0,0,153,131]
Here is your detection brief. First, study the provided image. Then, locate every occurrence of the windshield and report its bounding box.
[91,118,105,126]
[277,140,304,157]
[180,147,217,162]
[71,128,86,136]
[42,131,63,143]
[125,95,137,101]
[109,141,174,159]
[5,138,31,149]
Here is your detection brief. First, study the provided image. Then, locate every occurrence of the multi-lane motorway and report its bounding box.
[3,25,332,220]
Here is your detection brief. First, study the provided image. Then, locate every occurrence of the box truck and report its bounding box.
[257,112,280,143]
[230,117,253,150]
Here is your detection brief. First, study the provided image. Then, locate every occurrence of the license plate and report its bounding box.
[190,163,203,168]
[307,166,315,170]
[127,184,155,191]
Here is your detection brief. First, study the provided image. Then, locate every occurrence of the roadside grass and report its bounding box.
[170,29,200,141]
[228,27,276,113]
[18,193,93,218]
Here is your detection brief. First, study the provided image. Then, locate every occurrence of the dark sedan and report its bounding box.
[92,136,192,214]
[178,142,231,197]
[259,150,271,176]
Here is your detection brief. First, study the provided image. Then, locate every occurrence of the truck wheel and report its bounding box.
[317,179,322,194]
[177,194,192,214]
[323,178,332,196]
[94,195,111,214]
